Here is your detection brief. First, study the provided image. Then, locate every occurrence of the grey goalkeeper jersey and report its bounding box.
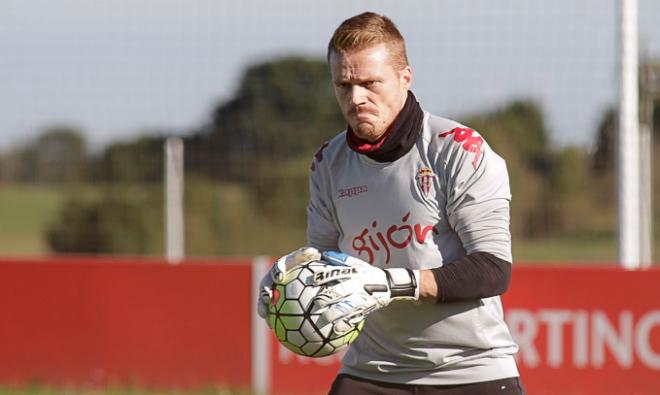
[307,112,519,385]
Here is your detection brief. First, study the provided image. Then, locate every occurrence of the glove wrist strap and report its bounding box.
[385,268,419,300]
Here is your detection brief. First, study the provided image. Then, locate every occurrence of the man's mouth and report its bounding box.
[353,109,375,119]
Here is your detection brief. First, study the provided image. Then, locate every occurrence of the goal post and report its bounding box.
[617,0,642,269]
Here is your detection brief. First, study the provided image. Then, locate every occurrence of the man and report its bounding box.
[260,12,524,394]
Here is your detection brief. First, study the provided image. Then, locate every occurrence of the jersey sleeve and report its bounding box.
[306,152,340,251]
[440,128,513,262]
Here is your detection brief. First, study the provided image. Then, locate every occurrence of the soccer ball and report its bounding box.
[266,260,364,358]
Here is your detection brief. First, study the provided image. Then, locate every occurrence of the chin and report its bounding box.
[357,126,387,142]
[354,127,375,141]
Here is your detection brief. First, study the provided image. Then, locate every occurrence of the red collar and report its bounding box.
[346,125,394,154]
[343,91,423,163]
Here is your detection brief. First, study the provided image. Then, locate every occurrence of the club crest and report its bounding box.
[415,167,437,198]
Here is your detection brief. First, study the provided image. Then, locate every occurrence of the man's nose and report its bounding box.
[350,85,368,106]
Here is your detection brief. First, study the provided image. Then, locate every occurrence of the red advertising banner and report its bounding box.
[0,258,657,394]
[503,266,660,395]
[0,257,253,390]
[268,266,660,395]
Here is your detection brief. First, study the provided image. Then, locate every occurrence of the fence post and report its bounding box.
[164,137,185,264]
[252,256,271,394]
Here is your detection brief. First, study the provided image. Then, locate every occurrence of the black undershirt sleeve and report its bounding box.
[430,251,511,303]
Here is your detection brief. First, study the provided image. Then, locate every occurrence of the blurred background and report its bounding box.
[1,1,660,394]
[1,0,659,263]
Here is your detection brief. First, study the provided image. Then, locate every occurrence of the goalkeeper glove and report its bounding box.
[312,251,420,334]
[256,246,322,321]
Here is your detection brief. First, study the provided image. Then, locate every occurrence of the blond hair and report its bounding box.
[327,12,409,70]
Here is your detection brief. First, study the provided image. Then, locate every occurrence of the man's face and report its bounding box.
[329,43,412,142]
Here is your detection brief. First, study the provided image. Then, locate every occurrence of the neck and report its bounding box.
[346,91,424,163]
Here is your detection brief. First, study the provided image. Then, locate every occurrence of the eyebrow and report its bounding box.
[334,76,383,85]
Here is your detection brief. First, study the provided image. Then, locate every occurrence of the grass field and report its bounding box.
[0,185,64,255]
[0,183,656,263]
[513,233,618,264]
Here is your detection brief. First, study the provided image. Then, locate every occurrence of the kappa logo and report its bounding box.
[338,185,368,198]
[313,267,358,283]
[415,167,437,198]
[439,127,484,169]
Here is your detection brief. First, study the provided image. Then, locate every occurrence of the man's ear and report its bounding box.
[400,65,413,90]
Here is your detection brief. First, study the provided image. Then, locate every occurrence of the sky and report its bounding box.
[2,0,660,152]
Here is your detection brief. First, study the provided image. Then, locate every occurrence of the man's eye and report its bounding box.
[363,81,376,88]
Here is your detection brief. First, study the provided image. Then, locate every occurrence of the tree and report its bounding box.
[1,126,88,183]
[592,107,616,175]
[94,134,166,183]
[47,187,162,254]
[185,56,345,181]
[550,147,609,233]
[464,100,550,174]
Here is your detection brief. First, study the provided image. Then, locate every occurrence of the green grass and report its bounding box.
[513,233,618,264]
[514,232,660,264]
[0,183,657,265]
[0,184,65,255]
